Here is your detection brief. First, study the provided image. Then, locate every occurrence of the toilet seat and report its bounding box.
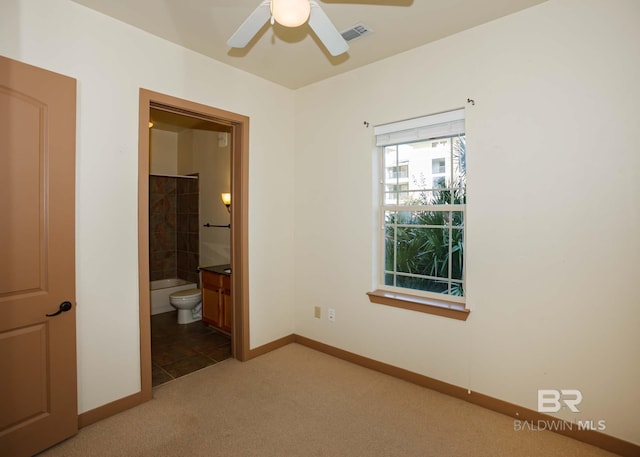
[170,288,201,300]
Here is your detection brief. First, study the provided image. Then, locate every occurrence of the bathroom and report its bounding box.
[148,108,233,386]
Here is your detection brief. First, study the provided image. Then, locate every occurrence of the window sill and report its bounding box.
[366,289,470,321]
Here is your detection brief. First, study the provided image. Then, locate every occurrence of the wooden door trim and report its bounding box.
[138,89,250,402]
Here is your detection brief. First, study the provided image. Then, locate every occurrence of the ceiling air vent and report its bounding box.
[341,23,373,42]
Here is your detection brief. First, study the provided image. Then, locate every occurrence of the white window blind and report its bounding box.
[374,108,465,147]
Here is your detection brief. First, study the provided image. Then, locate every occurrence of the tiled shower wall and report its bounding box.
[177,176,200,284]
[150,176,176,281]
[149,175,199,283]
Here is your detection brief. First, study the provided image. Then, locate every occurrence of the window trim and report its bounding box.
[367,289,470,321]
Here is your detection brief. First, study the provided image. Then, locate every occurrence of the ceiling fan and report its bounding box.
[227,0,349,57]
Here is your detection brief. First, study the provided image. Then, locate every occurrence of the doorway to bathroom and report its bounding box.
[149,108,232,386]
[138,90,249,399]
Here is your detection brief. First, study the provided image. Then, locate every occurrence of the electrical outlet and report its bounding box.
[314,306,321,319]
[328,308,336,323]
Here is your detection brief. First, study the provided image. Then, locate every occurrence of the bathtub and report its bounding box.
[150,278,197,315]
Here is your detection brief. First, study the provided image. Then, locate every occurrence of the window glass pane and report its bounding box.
[451,228,464,280]
[383,146,399,183]
[384,230,395,271]
[450,281,464,297]
[408,190,434,204]
[383,192,396,206]
[431,187,454,205]
[379,126,466,299]
[410,211,446,226]
[393,227,450,278]
[451,211,464,228]
[396,276,449,295]
[453,135,466,189]
[393,277,464,297]
[384,210,396,224]
[398,141,449,192]
[455,185,466,205]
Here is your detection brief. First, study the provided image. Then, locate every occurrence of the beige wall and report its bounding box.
[149,129,178,175]
[0,0,296,414]
[293,0,639,445]
[178,129,232,267]
[176,128,192,173]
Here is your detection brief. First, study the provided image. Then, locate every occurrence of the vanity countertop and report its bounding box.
[199,264,231,276]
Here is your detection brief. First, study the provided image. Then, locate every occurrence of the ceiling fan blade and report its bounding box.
[308,1,349,56]
[227,0,271,49]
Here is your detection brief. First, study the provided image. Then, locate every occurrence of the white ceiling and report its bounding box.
[71,0,546,89]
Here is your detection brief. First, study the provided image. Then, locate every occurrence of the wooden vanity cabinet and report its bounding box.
[201,270,232,333]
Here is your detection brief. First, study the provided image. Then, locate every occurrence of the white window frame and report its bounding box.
[374,108,466,305]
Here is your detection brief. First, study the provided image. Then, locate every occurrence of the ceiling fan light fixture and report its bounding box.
[271,0,310,28]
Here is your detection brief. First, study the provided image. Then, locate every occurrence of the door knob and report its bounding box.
[46,301,73,317]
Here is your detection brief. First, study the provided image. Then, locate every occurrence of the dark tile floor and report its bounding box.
[151,311,232,387]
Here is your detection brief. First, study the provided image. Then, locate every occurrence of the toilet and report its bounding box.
[169,288,202,324]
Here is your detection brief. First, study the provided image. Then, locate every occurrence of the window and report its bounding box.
[432,158,446,174]
[386,164,408,180]
[369,109,468,319]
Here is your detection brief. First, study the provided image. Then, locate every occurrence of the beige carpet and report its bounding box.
[40,343,616,457]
